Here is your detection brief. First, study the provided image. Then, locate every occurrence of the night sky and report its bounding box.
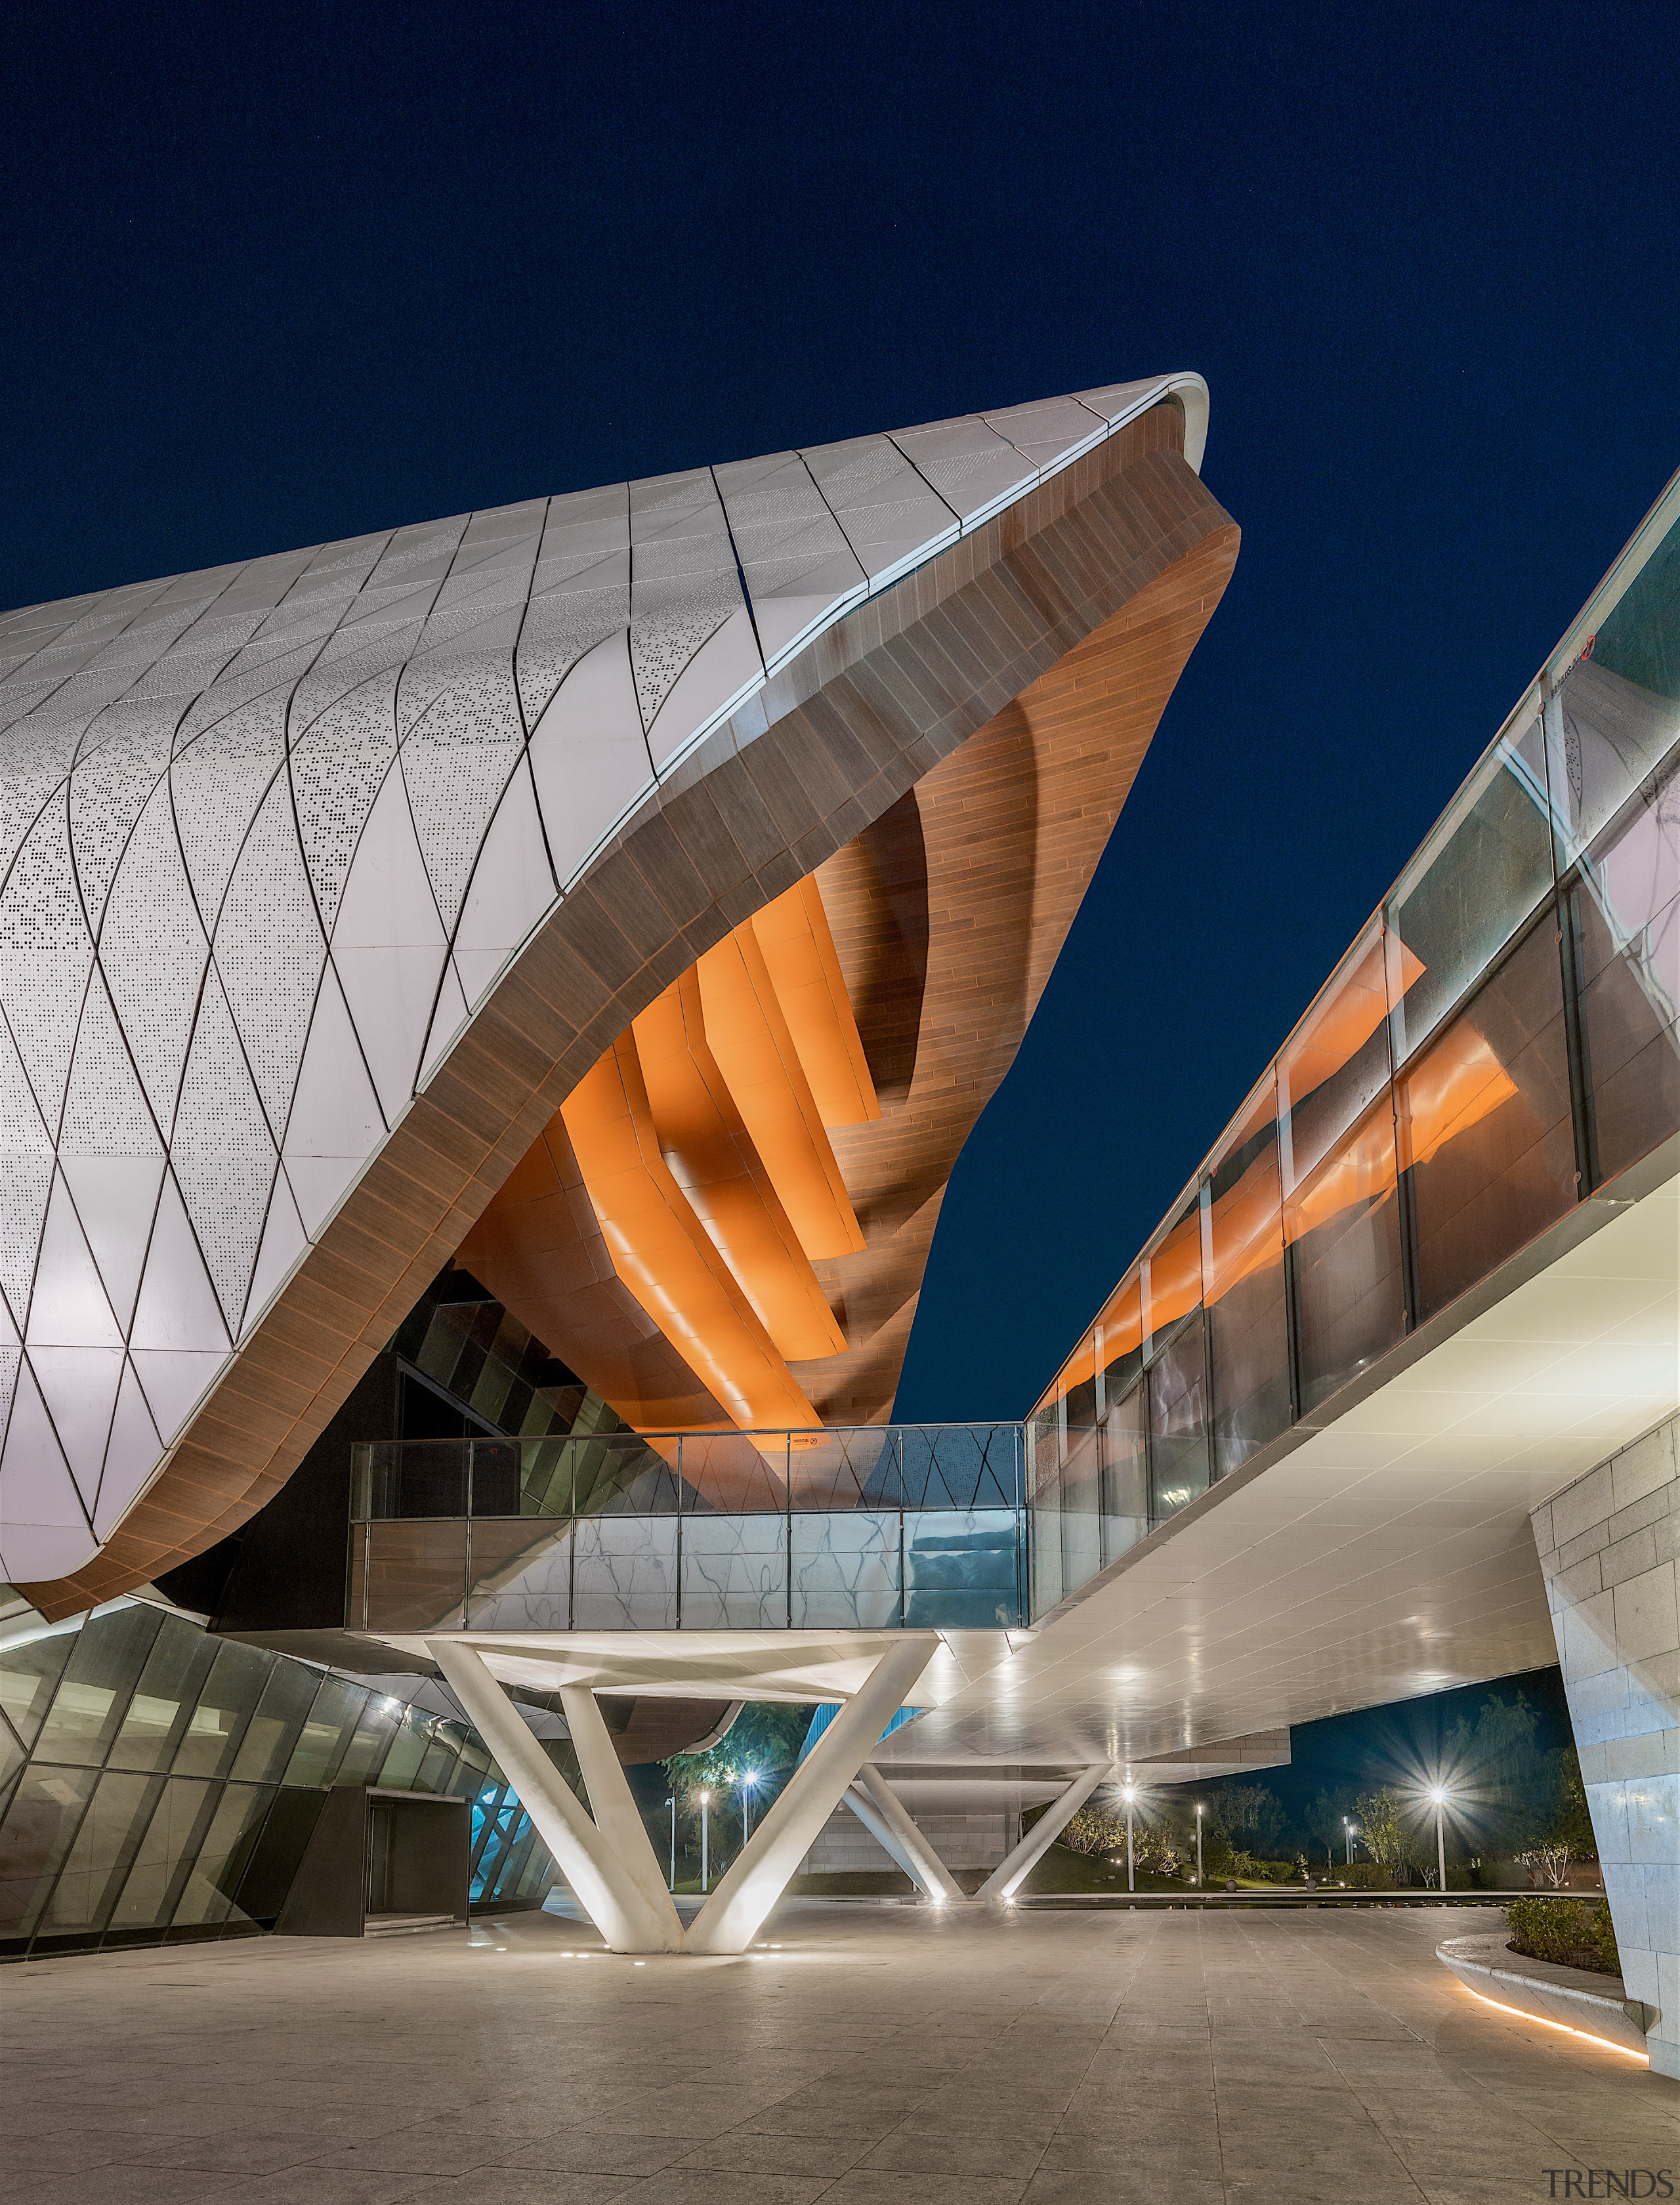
[9,0,1676,1420]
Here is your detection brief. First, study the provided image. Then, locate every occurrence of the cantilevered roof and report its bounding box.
[0,374,1230,1610]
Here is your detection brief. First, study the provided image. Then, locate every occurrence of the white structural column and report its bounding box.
[427,1640,682,1952]
[975,1763,1114,1902]
[556,1682,686,1944]
[684,1634,940,1956]
[849,1763,963,1902]
[1532,1414,1679,2079]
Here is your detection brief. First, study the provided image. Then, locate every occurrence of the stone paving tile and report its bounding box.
[5,1899,1672,2205]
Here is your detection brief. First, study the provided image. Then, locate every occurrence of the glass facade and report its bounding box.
[1029,476,1680,1612]
[0,1600,571,1961]
[350,1424,1026,1633]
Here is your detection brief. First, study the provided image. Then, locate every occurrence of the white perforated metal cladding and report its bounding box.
[0,374,1206,1579]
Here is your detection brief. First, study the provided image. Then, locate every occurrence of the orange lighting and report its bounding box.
[633,971,847,1362]
[751,879,881,1127]
[1462,1984,1647,2061]
[558,1032,822,1436]
[698,921,866,1260]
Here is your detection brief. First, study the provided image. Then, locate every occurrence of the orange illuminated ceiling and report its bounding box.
[461,486,1241,1440]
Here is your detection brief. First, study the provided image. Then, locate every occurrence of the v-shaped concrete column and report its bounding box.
[974,1763,1114,1902]
[427,1639,683,1952]
[846,1763,963,1903]
[682,1634,940,1956]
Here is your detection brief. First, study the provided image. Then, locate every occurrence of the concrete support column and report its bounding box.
[1532,1413,1679,2080]
[427,1639,683,1952]
[975,1763,1114,1902]
[845,1765,963,1903]
[556,1682,686,1942]
[684,1634,940,1956]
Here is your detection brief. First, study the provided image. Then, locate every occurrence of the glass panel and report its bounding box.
[31,1770,161,1941]
[1572,749,1680,1183]
[1400,916,1576,1322]
[1027,1418,1062,1619]
[570,1517,679,1629]
[469,1437,522,1516]
[107,1775,216,1931]
[381,1439,469,1518]
[1547,512,1680,866]
[375,1707,432,1790]
[333,1695,404,1788]
[1097,1272,1144,1408]
[0,1629,75,1751]
[1280,923,1392,1194]
[30,1605,165,1769]
[897,1427,1017,1510]
[468,1520,572,1631]
[170,1641,272,1780]
[680,1515,788,1628]
[1204,1080,1290,1477]
[281,1677,369,1789]
[1100,1384,1148,1563]
[904,1512,1020,1628]
[108,1616,220,1773]
[362,1520,467,1631]
[786,1429,893,1509]
[1143,1194,1202,1357]
[1286,1102,1405,1413]
[680,1432,788,1513]
[0,1767,97,1941]
[571,1433,680,1516]
[171,1781,274,1930]
[228,1660,320,1784]
[1057,1421,1101,1599]
[790,1513,900,1629]
[1148,1312,1209,1520]
[1387,707,1555,1064]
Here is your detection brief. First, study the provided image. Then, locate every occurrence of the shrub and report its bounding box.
[1506,1895,1620,1977]
[1343,1862,1393,1890]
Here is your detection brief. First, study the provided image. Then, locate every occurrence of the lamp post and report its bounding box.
[741,1768,759,1845]
[1122,1783,1137,1893]
[665,1795,676,1891]
[1195,1803,1204,1887]
[699,1790,711,1893]
[1344,1817,1355,1866]
[1427,1784,1449,1893]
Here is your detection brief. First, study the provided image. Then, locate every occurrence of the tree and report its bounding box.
[663,1704,812,1855]
[1354,1788,1406,1867]
[1062,1803,1127,1857]
[1443,1689,1549,1850]
[1306,1790,1351,1868]
[1216,1784,1286,1857]
[1547,1746,1597,1858]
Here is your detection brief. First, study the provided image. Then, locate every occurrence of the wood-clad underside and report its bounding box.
[22,404,1234,1620]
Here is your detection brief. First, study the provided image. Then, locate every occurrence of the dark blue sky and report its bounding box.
[8,0,1675,1419]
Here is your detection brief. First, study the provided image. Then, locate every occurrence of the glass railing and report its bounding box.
[1028,469,1680,1616]
[346,1424,1025,1635]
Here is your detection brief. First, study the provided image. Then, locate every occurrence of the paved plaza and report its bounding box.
[2,1900,1675,2205]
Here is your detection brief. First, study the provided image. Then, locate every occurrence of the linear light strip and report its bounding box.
[1463,1984,1648,2061]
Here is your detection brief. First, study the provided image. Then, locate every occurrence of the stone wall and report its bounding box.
[1532,1412,1679,2078]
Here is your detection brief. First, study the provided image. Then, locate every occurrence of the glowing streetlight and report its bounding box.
[699,1790,711,1892]
[1427,1782,1450,1894]
[665,1795,677,1891]
[1122,1782,1138,1893]
[1195,1803,1204,1888]
[740,1767,761,1845]
[1343,1816,1356,1867]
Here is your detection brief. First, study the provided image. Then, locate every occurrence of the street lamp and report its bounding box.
[1343,1817,1356,1867]
[665,1795,676,1891]
[1427,1783,1450,1893]
[740,1768,760,1845]
[1122,1783,1138,1893]
[1195,1803,1204,1888]
[699,1790,711,1893]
